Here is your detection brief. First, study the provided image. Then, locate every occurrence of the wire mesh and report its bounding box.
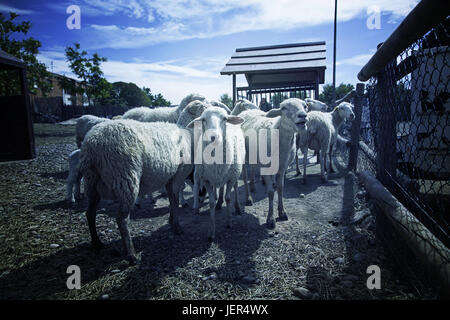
[355,17,449,247]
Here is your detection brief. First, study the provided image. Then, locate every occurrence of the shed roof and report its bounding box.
[0,49,25,68]
[220,41,326,87]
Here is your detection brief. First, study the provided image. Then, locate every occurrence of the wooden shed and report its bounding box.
[221,41,326,109]
[0,49,35,161]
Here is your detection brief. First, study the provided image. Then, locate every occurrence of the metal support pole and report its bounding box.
[232,73,236,108]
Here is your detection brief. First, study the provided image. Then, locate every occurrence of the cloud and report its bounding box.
[37,50,231,103]
[0,4,35,15]
[336,53,374,67]
[70,0,419,49]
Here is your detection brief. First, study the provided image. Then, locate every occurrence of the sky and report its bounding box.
[0,0,420,104]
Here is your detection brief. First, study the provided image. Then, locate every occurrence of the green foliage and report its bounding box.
[0,12,52,96]
[111,82,151,106]
[152,93,171,106]
[61,42,109,106]
[220,93,233,108]
[319,83,354,106]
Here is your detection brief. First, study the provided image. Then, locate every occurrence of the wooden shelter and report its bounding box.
[0,49,35,161]
[221,41,326,109]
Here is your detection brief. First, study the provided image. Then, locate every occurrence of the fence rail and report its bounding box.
[31,96,136,123]
[337,0,449,295]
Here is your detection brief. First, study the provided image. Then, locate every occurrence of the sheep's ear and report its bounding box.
[226,116,244,125]
[187,117,202,128]
[266,108,282,118]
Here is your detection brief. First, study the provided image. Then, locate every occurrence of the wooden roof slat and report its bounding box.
[231,44,326,58]
[226,51,326,66]
[221,59,326,74]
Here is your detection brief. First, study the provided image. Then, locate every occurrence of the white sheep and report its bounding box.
[75,115,109,148]
[231,98,259,116]
[176,100,210,207]
[297,102,355,183]
[305,98,328,112]
[66,149,82,203]
[187,107,245,241]
[122,93,206,123]
[239,98,308,228]
[294,98,328,174]
[208,100,232,114]
[79,119,193,264]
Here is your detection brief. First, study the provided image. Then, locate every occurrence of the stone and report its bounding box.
[293,287,312,299]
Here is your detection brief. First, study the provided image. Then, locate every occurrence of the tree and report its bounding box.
[272,92,289,108]
[111,82,151,106]
[319,83,354,106]
[0,12,51,96]
[220,93,233,109]
[152,93,171,106]
[61,42,109,106]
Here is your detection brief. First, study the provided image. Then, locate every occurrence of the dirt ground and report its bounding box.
[0,123,439,300]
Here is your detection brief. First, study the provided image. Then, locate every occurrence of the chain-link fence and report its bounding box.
[346,17,449,249]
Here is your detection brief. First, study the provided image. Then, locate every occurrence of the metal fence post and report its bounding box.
[348,83,364,170]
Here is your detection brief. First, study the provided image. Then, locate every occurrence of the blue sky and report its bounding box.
[0,0,419,104]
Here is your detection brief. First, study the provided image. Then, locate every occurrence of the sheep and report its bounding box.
[231,98,259,116]
[305,98,328,112]
[294,98,328,174]
[208,100,232,114]
[239,98,308,228]
[122,93,206,123]
[78,119,193,264]
[66,149,82,203]
[297,102,355,183]
[187,107,245,241]
[176,100,210,207]
[75,115,109,148]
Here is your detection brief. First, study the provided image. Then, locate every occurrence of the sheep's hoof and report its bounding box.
[127,253,141,266]
[172,223,183,235]
[245,198,253,206]
[266,218,276,229]
[295,171,301,176]
[278,212,288,221]
[215,202,223,211]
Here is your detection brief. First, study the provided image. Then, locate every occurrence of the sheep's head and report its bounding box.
[187,107,244,145]
[305,98,328,112]
[179,93,206,110]
[177,100,208,127]
[266,98,308,132]
[208,100,231,114]
[232,99,258,115]
[336,102,355,121]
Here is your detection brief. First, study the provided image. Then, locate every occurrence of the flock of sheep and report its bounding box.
[65,93,355,264]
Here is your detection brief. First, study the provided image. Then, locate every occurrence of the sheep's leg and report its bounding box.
[215,186,224,210]
[321,149,328,182]
[206,184,217,242]
[66,177,75,203]
[242,165,253,206]
[178,182,189,208]
[295,148,301,176]
[86,191,103,249]
[116,213,138,265]
[315,150,320,164]
[74,173,82,200]
[250,170,257,191]
[234,182,243,215]
[166,182,183,234]
[329,143,336,173]
[263,175,275,229]
[225,182,233,228]
[302,147,308,184]
[276,172,288,221]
